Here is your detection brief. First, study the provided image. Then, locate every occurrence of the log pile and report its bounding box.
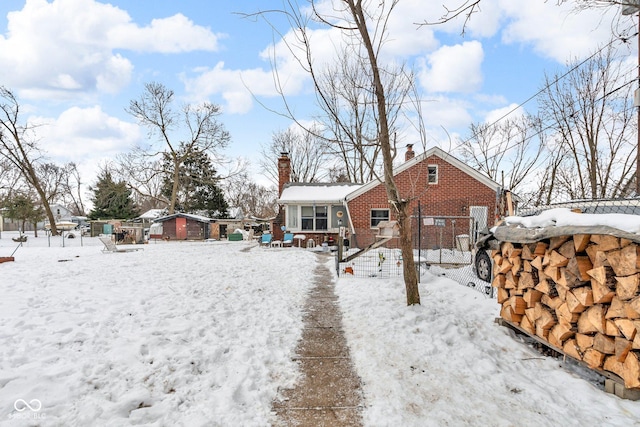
[493,234,640,389]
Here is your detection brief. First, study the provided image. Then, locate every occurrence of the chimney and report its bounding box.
[405,144,415,161]
[278,152,291,196]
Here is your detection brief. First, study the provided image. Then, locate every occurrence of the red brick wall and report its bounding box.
[347,154,498,248]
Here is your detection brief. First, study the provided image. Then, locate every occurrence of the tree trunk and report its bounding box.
[398,202,419,305]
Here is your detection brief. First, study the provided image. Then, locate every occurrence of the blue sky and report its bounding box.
[0,0,634,193]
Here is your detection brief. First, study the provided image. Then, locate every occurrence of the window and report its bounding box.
[301,206,328,231]
[428,165,438,184]
[287,205,298,229]
[370,209,389,227]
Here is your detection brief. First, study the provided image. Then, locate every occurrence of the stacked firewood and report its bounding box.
[493,234,640,389]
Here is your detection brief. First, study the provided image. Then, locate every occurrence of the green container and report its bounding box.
[228,233,243,241]
[103,224,113,234]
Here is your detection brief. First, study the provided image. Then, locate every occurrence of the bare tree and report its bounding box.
[59,162,86,216]
[224,171,278,219]
[260,1,420,305]
[538,42,636,199]
[259,127,329,185]
[115,149,169,212]
[127,82,231,214]
[0,87,60,235]
[458,115,547,198]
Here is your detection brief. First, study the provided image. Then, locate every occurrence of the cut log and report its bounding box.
[616,274,639,301]
[565,289,587,313]
[604,355,626,378]
[543,265,561,282]
[593,333,615,355]
[578,305,606,334]
[500,304,523,323]
[541,293,561,310]
[628,297,640,319]
[518,271,535,291]
[586,247,609,268]
[497,287,510,304]
[535,303,556,331]
[521,243,535,261]
[615,337,633,363]
[550,235,570,250]
[622,351,640,389]
[556,302,580,324]
[492,274,506,289]
[510,296,527,315]
[548,250,569,268]
[583,348,605,369]
[589,273,615,304]
[525,307,538,323]
[558,240,576,260]
[572,286,594,308]
[606,297,626,320]
[535,278,552,295]
[563,338,583,360]
[590,234,620,252]
[573,234,591,253]
[606,319,621,337]
[576,333,595,352]
[501,241,516,258]
[498,258,513,275]
[550,321,575,344]
[520,314,536,335]
[523,260,533,273]
[607,244,637,277]
[523,289,543,308]
[614,318,638,341]
[505,270,518,289]
[533,242,548,256]
[566,256,592,282]
[531,255,544,272]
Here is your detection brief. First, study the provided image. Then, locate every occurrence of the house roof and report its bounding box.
[139,209,166,220]
[278,183,363,204]
[153,212,212,223]
[344,146,502,201]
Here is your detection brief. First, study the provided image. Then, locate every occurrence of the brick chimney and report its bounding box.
[278,152,291,196]
[405,144,415,161]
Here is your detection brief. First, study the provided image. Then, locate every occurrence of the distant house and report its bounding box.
[276,146,505,249]
[151,213,213,240]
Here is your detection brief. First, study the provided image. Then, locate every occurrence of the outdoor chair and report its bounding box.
[259,233,272,247]
[99,236,143,253]
[282,232,294,247]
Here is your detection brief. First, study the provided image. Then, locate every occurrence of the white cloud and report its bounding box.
[31,105,141,162]
[419,41,484,93]
[0,0,220,98]
[498,0,620,63]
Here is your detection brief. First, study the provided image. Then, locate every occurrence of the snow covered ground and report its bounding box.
[0,231,639,426]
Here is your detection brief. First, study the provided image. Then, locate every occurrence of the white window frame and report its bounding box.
[428,164,438,184]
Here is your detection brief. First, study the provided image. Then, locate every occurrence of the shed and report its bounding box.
[152,213,213,240]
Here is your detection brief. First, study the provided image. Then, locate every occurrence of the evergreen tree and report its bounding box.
[161,145,229,218]
[3,193,44,234]
[88,170,138,220]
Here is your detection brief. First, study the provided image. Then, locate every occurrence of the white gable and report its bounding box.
[278,183,362,204]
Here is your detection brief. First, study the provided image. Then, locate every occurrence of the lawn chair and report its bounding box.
[282,232,294,247]
[99,236,143,253]
[259,233,272,247]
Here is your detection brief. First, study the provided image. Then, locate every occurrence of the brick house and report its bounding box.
[276,146,504,249]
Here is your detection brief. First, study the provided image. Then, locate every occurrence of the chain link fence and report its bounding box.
[335,196,640,299]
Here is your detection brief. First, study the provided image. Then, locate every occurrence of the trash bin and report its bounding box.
[456,234,470,251]
[322,242,329,252]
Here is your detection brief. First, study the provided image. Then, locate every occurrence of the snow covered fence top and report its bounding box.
[490,208,640,245]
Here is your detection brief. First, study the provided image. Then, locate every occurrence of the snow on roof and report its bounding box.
[154,212,212,223]
[139,209,166,220]
[278,183,362,203]
[505,207,640,234]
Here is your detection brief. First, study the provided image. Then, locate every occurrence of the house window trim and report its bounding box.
[370,208,390,228]
[428,164,438,184]
[298,204,329,232]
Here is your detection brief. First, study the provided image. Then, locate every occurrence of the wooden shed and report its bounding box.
[153,213,212,240]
